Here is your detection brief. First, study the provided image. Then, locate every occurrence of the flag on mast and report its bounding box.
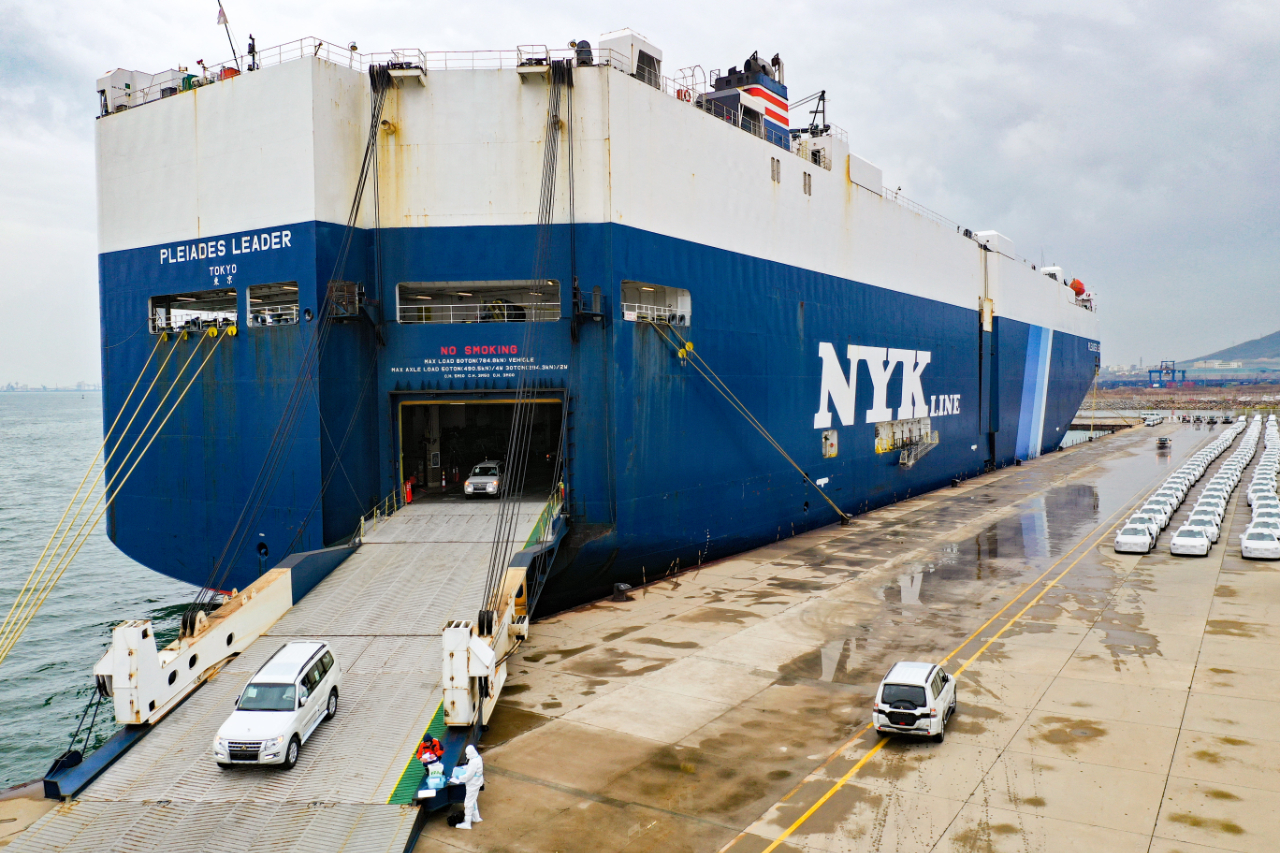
[216,3,228,26]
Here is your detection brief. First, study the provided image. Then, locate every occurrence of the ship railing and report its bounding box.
[398,302,560,324]
[359,484,409,541]
[881,187,961,230]
[110,36,846,161]
[882,194,1055,276]
[525,487,565,549]
[115,37,704,112]
[794,140,831,171]
[248,304,299,327]
[620,303,691,325]
[148,312,237,335]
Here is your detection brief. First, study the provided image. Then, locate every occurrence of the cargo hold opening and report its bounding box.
[247,281,299,326]
[399,399,563,500]
[397,280,560,324]
[149,288,237,333]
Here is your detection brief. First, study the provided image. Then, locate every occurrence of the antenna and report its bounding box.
[216,1,241,71]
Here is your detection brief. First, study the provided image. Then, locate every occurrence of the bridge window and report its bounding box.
[621,282,691,325]
[397,280,560,324]
[247,282,299,326]
[149,288,237,334]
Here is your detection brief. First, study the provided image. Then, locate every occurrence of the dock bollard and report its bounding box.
[611,583,632,602]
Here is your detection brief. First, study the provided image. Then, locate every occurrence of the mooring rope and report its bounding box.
[0,328,232,668]
[648,321,851,524]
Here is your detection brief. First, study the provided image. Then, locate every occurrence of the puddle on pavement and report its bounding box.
[1168,813,1246,835]
[1034,716,1108,752]
[602,625,645,642]
[521,643,595,664]
[950,822,1023,851]
[484,704,551,746]
[771,783,880,835]
[768,578,835,593]
[946,701,1007,737]
[1094,615,1163,664]
[868,483,1106,612]
[632,637,700,650]
[673,606,758,626]
[563,647,674,679]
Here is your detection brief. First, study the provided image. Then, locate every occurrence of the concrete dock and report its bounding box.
[421,421,1279,853]
[7,419,1275,852]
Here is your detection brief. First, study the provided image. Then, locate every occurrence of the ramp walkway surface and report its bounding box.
[8,498,544,853]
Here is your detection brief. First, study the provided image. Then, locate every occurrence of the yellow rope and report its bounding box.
[0,334,171,639]
[0,329,228,665]
[0,328,232,669]
[11,333,185,614]
[0,333,198,661]
[646,321,851,523]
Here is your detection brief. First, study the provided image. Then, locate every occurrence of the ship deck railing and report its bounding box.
[110,37,849,163]
[397,301,559,325]
[620,303,690,326]
[248,304,299,326]
[148,312,237,335]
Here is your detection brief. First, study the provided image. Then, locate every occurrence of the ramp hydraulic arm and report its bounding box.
[442,565,531,727]
[92,568,293,725]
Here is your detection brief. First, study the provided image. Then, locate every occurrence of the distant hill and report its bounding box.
[1192,329,1280,363]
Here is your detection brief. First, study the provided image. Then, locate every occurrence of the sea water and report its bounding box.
[0,392,193,788]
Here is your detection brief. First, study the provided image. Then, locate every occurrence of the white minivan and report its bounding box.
[872,661,957,743]
[213,641,342,769]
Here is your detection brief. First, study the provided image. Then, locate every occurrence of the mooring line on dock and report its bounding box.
[724,428,1214,853]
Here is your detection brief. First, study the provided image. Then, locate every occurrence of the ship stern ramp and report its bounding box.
[8,499,545,853]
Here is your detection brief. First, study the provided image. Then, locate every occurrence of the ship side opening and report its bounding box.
[620,281,691,325]
[399,399,564,501]
[148,287,237,333]
[246,281,299,326]
[397,280,560,324]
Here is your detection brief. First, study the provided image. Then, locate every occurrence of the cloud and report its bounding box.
[0,0,1276,381]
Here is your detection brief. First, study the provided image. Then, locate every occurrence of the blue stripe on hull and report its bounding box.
[99,222,1099,607]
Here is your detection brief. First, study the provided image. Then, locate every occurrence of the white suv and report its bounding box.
[214,641,342,769]
[872,661,957,743]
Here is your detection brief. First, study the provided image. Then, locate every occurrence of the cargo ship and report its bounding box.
[95,31,1099,613]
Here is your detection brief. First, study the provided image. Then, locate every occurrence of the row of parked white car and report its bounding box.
[1242,417,1280,559]
[1114,417,1262,557]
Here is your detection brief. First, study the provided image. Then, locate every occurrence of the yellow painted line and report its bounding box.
[724,434,1208,853]
[758,739,889,853]
[953,522,1116,677]
[937,479,1155,665]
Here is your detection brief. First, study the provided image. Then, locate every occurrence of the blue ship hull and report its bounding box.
[100,221,1098,611]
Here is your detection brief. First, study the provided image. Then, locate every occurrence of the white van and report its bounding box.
[213,641,342,769]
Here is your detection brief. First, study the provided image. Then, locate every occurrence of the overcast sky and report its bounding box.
[1,0,1276,383]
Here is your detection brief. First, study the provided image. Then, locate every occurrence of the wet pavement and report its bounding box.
[415,421,1280,853]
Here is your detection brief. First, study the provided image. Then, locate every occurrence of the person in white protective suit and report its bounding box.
[455,744,484,829]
